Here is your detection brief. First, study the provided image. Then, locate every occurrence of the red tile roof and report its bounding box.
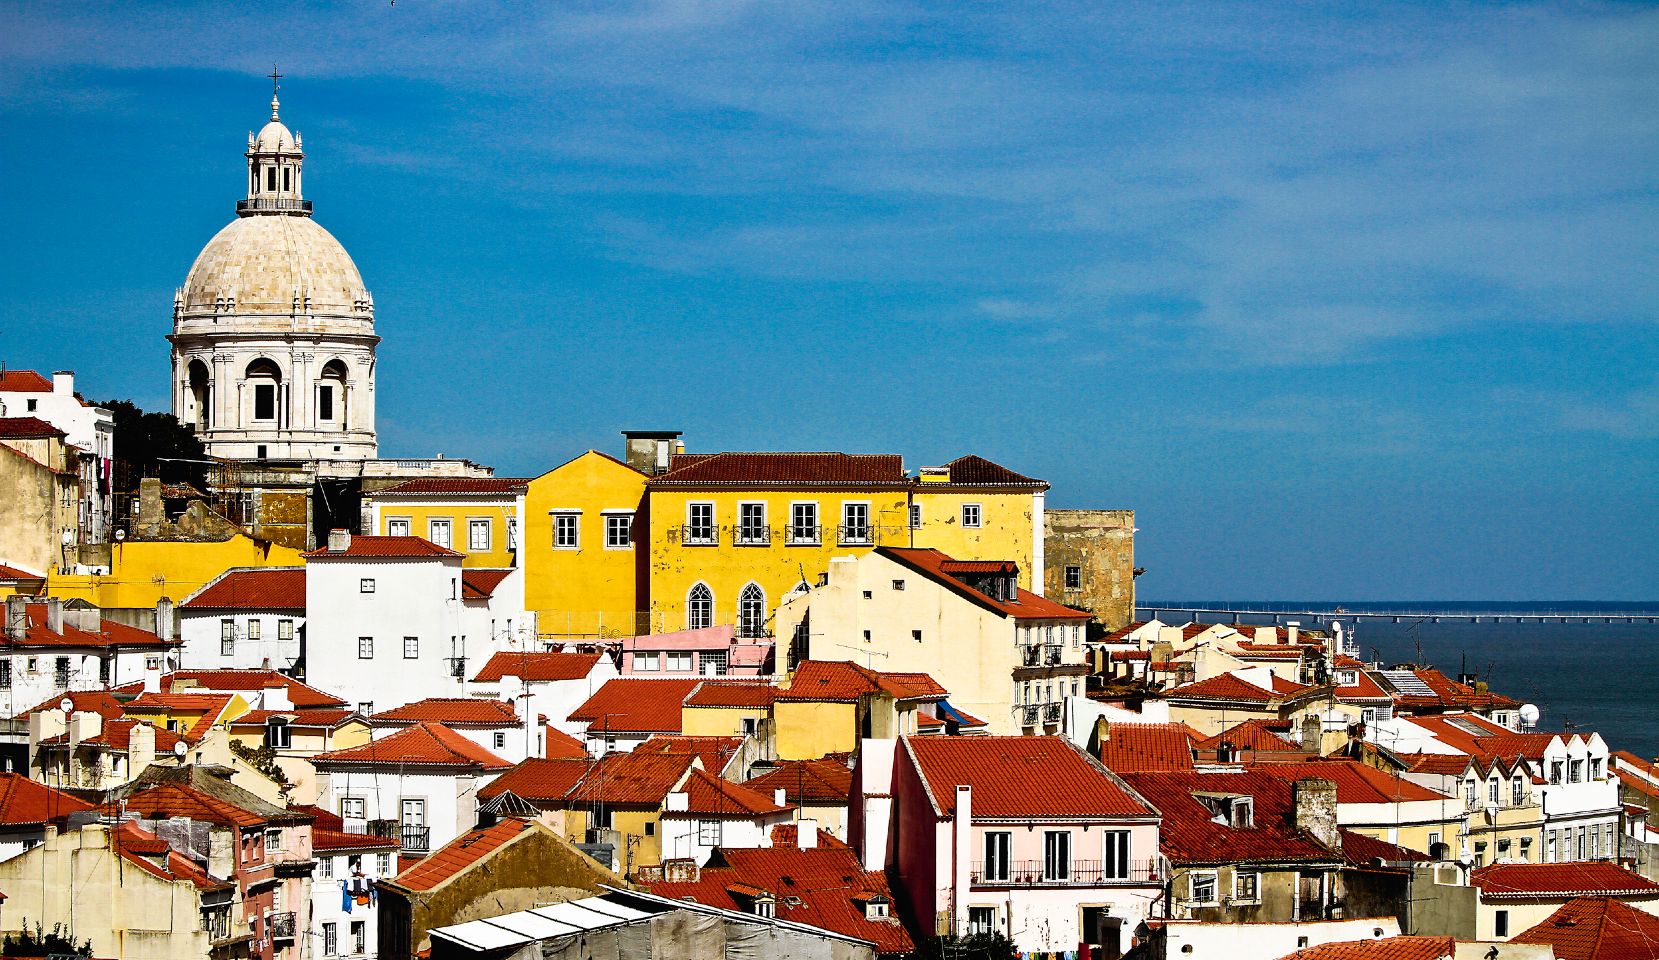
[393,817,540,892]
[1471,862,1659,900]
[633,735,747,774]
[544,724,589,759]
[374,477,529,495]
[1095,723,1197,773]
[1341,830,1432,867]
[747,757,854,804]
[880,547,1090,621]
[1167,672,1283,703]
[0,564,45,583]
[1396,753,1478,777]
[311,722,513,771]
[1102,621,1150,642]
[10,689,127,721]
[167,669,345,708]
[778,661,947,704]
[905,735,1155,819]
[39,719,184,754]
[471,650,603,683]
[1119,770,1342,865]
[1278,936,1454,960]
[645,844,912,954]
[563,750,696,808]
[569,678,702,733]
[230,708,355,728]
[684,680,777,708]
[113,783,296,829]
[111,820,233,891]
[460,568,512,600]
[1197,719,1303,753]
[933,454,1046,488]
[121,692,238,742]
[180,568,306,609]
[479,758,594,803]
[0,773,95,825]
[1391,668,1520,712]
[300,535,463,559]
[370,698,519,727]
[4,603,175,649]
[0,417,67,439]
[0,370,55,392]
[769,823,851,849]
[1510,896,1659,960]
[1249,761,1450,804]
[312,826,402,851]
[652,452,910,487]
[668,767,790,818]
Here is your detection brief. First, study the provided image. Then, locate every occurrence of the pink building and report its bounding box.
[618,624,772,677]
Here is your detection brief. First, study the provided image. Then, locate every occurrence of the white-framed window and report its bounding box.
[1570,759,1583,783]
[841,502,871,544]
[789,502,819,543]
[697,820,722,845]
[686,502,716,544]
[386,517,410,537]
[1590,758,1602,780]
[351,921,366,954]
[468,519,490,552]
[604,512,632,549]
[1190,871,1218,905]
[376,852,393,875]
[322,922,338,957]
[687,583,714,630]
[1043,830,1070,881]
[961,503,982,527]
[737,582,766,638]
[493,731,507,749]
[265,829,282,853]
[634,651,660,672]
[247,619,261,642]
[1103,829,1131,879]
[357,702,374,717]
[553,511,580,549]
[278,619,294,641]
[1362,707,1377,726]
[358,637,374,659]
[360,578,375,594]
[318,856,334,879]
[1234,870,1260,902]
[1489,778,1500,804]
[737,502,767,544]
[1071,624,1080,648]
[1465,779,1477,805]
[1495,910,1509,938]
[967,907,996,936]
[403,636,419,659]
[1551,761,1564,784]
[983,831,1011,882]
[666,651,693,672]
[1064,565,1081,589]
[221,619,235,656]
[428,519,452,549]
[909,503,922,529]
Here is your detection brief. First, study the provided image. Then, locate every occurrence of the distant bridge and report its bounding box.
[1136,605,1659,625]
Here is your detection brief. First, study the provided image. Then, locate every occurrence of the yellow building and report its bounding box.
[121,690,251,742]
[0,418,81,577]
[771,660,942,761]
[642,451,1046,636]
[368,476,526,568]
[679,681,775,737]
[48,534,305,613]
[520,451,647,638]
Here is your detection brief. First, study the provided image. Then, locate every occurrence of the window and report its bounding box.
[265,829,282,853]
[737,503,767,544]
[1465,779,1478,805]
[1043,830,1071,881]
[247,619,260,642]
[790,502,819,543]
[387,517,410,537]
[1064,565,1082,590]
[1511,776,1524,806]
[701,650,728,676]
[317,384,334,421]
[403,636,419,659]
[1190,872,1218,904]
[1489,778,1500,804]
[1570,759,1584,783]
[1495,910,1509,938]
[351,921,366,955]
[1577,826,1587,860]
[1550,761,1564,784]
[469,519,490,552]
[323,922,338,956]
[1072,624,1081,648]
[698,820,722,845]
[909,503,922,529]
[1234,870,1260,902]
[493,731,507,750]
[278,619,294,641]
[841,502,870,544]
[1229,797,1254,828]
[552,512,579,548]
[1104,829,1131,880]
[984,831,1011,882]
[508,518,518,549]
[961,503,982,527]
[605,513,632,548]
[1362,707,1377,726]
[340,796,365,818]
[738,583,766,638]
[254,383,277,421]
[360,578,375,594]
[266,719,291,749]
[967,907,996,937]
[358,701,374,716]
[0,662,9,690]
[221,619,235,656]
[912,629,923,643]
[428,519,452,549]
[666,651,693,672]
[25,399,36,412]
[1590,758,1602,780]
[318,856,333,879]
[686,503,715,544]
[687,583,714,630]
[358,637,374,659]
[634,651,659,672]
[377,852,392,875]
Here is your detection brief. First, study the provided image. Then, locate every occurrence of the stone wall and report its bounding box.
[1043,509,1136,630]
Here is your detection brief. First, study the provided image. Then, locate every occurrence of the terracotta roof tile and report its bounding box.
[563,750,696,808]
[1471,862,1659,900]
[180,568,306,609]
[880,547,1090,621]
[112,783,291,829]
[460,568,512,600]
[1167,672,1283,703]
[1278,936,1454,960]
[933,454,1046,488]
[374,477,529,495]
[1341,830,1432,866]
[568,678,703,733]
[778,661,947,704]
[0,417,67,439]
[1396,753,1476,776]
[544,724,589,759]
[39,719,183,754]
[4,603,175,650]
[1249,761,1450,804]
[311,826,401,851]
[769,823,851,849]
[111,820,233,891]
[684,680,777,708]
[471,650,603,682]
[1197,719,1303,753]
[747,757,854,804]
[652,452,909,487]
[1119,770,1342,865]
[393,817,539,892]
[0,773,94,825]
[668,767,789,818]
[167,669,345,707]
[10,689,127,721]
[370,698,519,727]
[1095,723,1197,773]
[311,722,513,770]
[300,535,462,559]
[229,708,355,728]
[479,758,594,803]
[0,563,46,582]
[906,735,1155,819]
[1510,896,1659,960]
[121,692,238,742]
[0,370,55,392]
[633,735,747,774]
[1390,668,1520,712]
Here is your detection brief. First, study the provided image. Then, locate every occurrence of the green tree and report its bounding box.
[95,399,209,490]
[915,932,1019,960]
[2,920,92,957]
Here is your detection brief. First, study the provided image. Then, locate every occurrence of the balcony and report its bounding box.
[1043,703,1063,723]
[1022,646,1042,667]
[732,524,772,546]
[971,859,1159,886]
[1045,646,1063,666]
[346,820,431,853]
[786,525,822,545]
[266,912,296,941]
[448,657,467,679]
[236,198,312,215]
[1021,705,1039,727]
[835,524,873,547]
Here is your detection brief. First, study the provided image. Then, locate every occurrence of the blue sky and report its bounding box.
[2,1,1655,600]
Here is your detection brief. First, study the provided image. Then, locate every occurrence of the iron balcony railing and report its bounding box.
[1021,705,1039,726]
[1045,646,1063,666]
[971,859,1159,886]
[1022,646,1043,667]
[787,524,822,545]
[1043,703,1063,723]
[664,523,909,547]
[267,911,296,940]
[348,820,431,852]
[731,524,772,546]
[448,657,468,679]
[236,198,312,214]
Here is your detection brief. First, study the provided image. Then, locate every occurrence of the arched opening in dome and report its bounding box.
[245,358,283,426]
[186,359,212,431]
[318,359,349,429]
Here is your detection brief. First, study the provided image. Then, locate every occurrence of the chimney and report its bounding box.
[621,430,683,476]
[1286,621,1300,646]
[67,710,101,747]
[1292,778,1340,851]
[797,818,818,849]
[129,723,156,777]
[153,598,174,642]
[260,683,292,712]
[45,597,63,634]
[142,658,162,694]
[327,529,351,552]
[5,595,26,641]
[774,788,787,808]
[952,786,972,936]
[1300,713,1322,754]
[52,371,74,396]
[28,709,68,760]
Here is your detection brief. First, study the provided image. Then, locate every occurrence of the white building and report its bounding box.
[657,766,794,865]
[0,595,177,719]
[178,567,306,672]
[308,809,401,960]
[169,87,378,462]
[368,697,537,765]
[0,370,115,543]
[466,650,618,738]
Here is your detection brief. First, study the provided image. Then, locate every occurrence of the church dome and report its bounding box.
[178,214,368,318]
[253,118,299,153]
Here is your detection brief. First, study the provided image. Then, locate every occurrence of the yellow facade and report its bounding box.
[911,486,1038,590]
[521,451,647,638]
[48,535,305,610]
[773,700,859,761]
[372,495,519,568]
[124,693,252,740]
[681,703,768,738]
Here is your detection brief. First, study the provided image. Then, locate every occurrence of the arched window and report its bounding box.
[187,359,212,431]
[687,583,713,630]
[738,583,766,638]
[319,359,349,428]
[245,358,283,425]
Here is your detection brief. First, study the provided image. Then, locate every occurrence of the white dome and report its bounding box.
[253,118,300,153]
[179,215,368,318]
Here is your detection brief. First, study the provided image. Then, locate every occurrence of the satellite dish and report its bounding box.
[114,529,126,542]
[58,697,74,714]
[173,741,188,759]
[1518,704,1540,729]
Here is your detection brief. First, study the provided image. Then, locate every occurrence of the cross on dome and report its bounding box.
[268,64,283,120]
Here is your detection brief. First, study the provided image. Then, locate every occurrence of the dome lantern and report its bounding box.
[239,66,310,217]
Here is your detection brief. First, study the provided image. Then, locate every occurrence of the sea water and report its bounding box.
[1140,601,1659,760]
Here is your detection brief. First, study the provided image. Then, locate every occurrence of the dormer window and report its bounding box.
[1197,794,1253,828]
[265,718,291,749]
[1338,670,1358,686]
[862,896,891,920]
